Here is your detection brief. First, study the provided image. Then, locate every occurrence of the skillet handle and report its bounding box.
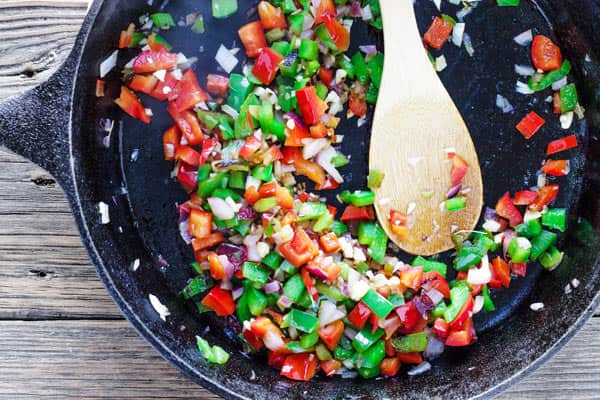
[0,61,75,188]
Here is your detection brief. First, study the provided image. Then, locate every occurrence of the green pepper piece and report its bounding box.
[278,85,295,112]
[542,208,567,232]
[432,301,448,318]
[368,224,388,264]
[288,13,304,35]
[314,24,338,51]
[336,55,355,79]
[272,41,291,57]
[182,276,209,300]
[360,340,386,369]
[539,246,564,270]
[198,172,227,198]
[340,190,375,207]
[269,118,287,141]
[286,341,309,353]
[315,83,328,100]
[304,60,320,77]
[266,28,286,42]
[254,196,277,213]
[212,0,238,18]
[196,336,230,364]
[530,230,558,260]
[358,222,377,245]
[331,152,349,167]
[388,293,405,307]
[508,237,532,263]
[129,32,145,48]
[289,308,319,333]
[242,262,270,285]
[315,282,346,301]
[252,164,273,182]
[334,345,354,360]
[280,259,297,275]
[412,256,447,276]
[247,286,268,316]
[151,13,176,29]
[453,252,482,272]
[446,196,467,212]
[197,164,211,183]
[444,285,471,323]
[351,52,369,85]
[528,60,572,92]
[365,82,379,105]
[358,366,380,379]
[263,252,282,270]
[391,332,428,353]
[315,343,333,360]
[300,330,320,348]
[313,211,334,232]
[211,187,241,202]
[367,53,384,88]
[228,74,253,111]
[280,51,300,78]
[191,15,205,34]
[352,326,384,352]
[283,274,305,302]
[298,202,328,221]
[482,285,495,311]
[497,0,520,5]
[330,221,348,236]
[560,83,578,113]
[362,289,394,318]
[515,219,543,238]
[281,0,297,13]
[228,171,246,190]
[367,169,385,189]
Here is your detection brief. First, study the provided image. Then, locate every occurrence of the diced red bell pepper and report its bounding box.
[146,33,169,52]
[318,320,344,351]
[257,1,287,29]
[201,287,236,316]
[318,66,334,87]
[315,176,340,191]
[495,192,523,227]
[529,184,559,212]
[250,317,287,352]
[276,185,294,209]
[541,159,570,176]
[189,209,212,239]
[191,232,225,251]
[301,267,319,301]
[238,21,267,58]
[516,111,545,139]
[547,135,578,155]
[445,317,475,347]
[244,186,261,205]
[433,317,449,338]
[423,17,453,50]
[114,86,151,124]
[200,138,218,163]
[175,146,202,167]
[553,92,562,114]
[253,48,284,85]
[349,93,368,118]
[280,353,318,381]
[396,352,423,365]
[491,257,511,289]
[314,0,336,25]
[173,69,209,112]
[306,256,341,282]
[511,262,527,277]
[309,122,329,138]
[448,295,474,330]
[400,266,423,291]
[279,233,318,267]
[284,117,309,147]
[150,72,179,101]
[380,357,401,377]
[321,14,350,52]
[257,145,284,165]
[450,154,469,185]
[320,359,342,377]
[389,210,408,228]
[294,158,326,186]
[163,125,180,160]
[422,270,451,298]
[96,79,105,97]
[281,146,302,164]
[513,190,539,206]
[319,232,341,253]
[243,330,265,350]
[531,35,563,72]
[206,74,230,97]
[395,300,420,330]
[259,182,278,197]
[267,351,286,368]
[296,86,328,125]
[177,162,198,192]
[340,205,375,222]
[208,252,226,280]
[132,49,178,73]
[348,301,372,330]
[385,339,396,356]
[239,135,263,160]
[168,102,204,145]
[128,74,158,95]
[118,23,135,49]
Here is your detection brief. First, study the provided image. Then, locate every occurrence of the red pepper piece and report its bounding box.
[516,111,545,139]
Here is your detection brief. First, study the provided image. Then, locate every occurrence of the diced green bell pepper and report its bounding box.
[358,222,377,246]
[228,171,246,190]
[367,53,384,88]
[242,262,270,285]
[391,332,427,353]
[298,202,327,221]
[508,237,532,263]
[362,289,394,318]
[198,173,228,198]
[300,330,320,348]
[482,285,495,311]
[283,274,306,302]
[151,13,175,30]
[289,308,319,333]
[288,13,304,35]
[528,60,572,92]
[340,190,375,207]
[360,340,386,369]
[367,169,385,189]
[515,219,542,238]
[412,256,447,276]
[263,252,282,270]
[368,224,388,264]
[351,52,369,85]
[330,221,348,236]
[530,230,558,260]
[542,208,566,232]
[352,327,384,352]
[539,246,564,270]
[196,336,230,364]
[182,276,209,300]
[560,83,578,113]
[444,285,471,323]
[247,286,268,316]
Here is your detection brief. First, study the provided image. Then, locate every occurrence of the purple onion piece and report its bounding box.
[414,293,435,318]
[237,206,256,220]
[232,286,244,301]
[277,296,292,309]
[446,183,462,199]
[216,243,248,270]
[424,337,445,360]
[284,112,307,131]
[484,207,498,221]
[264,280,282,295]
[349,0,362,17]
[408,361,432,376]
[179,219,192,245]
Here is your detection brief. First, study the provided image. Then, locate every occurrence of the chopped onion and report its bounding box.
[530,302,544,312]
[473,295,484,314]
[524,209,542,223]
[435,55,447,72]
[408,361,431,376]
[552,76,568,90]
[514,29,533,46]
[316,146,344,183]
[100,50,118,78]
[98,202,110,224]
[215,44,238,73]
[361,5,372,20]
[277,295,292,309]
[456,7,473,21]
[515,64,535,76]
[495,94,514,114]
[149,294,170,321]
[302,13,315,31]
[452,23,465,47]
[560,111,574,129]
[516,80,534,95]
[264,280,282,295]
[483,219,502,233]
[463,32,475,56]
[502,230,516,257]
[446,184,462,199]
[344,326,357,340]
[222,104,239,119]
[232,286,244,301]
[208,197,235,220]
[467,255,491,285]
[244,231,263,262]
[302,138,329,159]
[425,288,444,305]
[319,300,346,326]
[359,45,377,58]
[432,0,441,11]
[424,336,445,359]
[349,0,362,17]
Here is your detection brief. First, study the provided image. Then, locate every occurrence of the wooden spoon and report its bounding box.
[369,0,483,256]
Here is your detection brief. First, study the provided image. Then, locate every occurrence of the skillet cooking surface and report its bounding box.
[69,0,600,399]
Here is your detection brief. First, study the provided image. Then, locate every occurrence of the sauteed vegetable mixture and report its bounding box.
[99,0,582,380]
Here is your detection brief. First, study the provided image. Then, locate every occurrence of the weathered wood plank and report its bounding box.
[0,319,598,400]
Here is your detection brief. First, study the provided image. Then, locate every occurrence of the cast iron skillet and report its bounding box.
[0,0,600,398]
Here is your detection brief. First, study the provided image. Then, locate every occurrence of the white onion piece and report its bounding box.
[432,0,441,11]
[424,336,445,359]
[514,29,533,46]
[232,286,244,300]
[483,219,502,233]
[319,300,346,326]
[456,7,472,21]
[302,13,315,31]
[516,81,534,95]
[467,255,491,285]
[316,146,344,183]
[473,295,485,314]
[495,94,514,114]
[560,111,574,129]
[408,361,432,376]
[207,197,235,220]
[100,50,118,78]
[425,288,444,305]
[552,76,568,90]
[452,23,465,47]
[515,64,535,76]
[218,254,234,280]
[463,32,475,56]
[302,138,329,159]
[361,5,372,20]
[435,55,447,72]
[149,294,170,321]
[215,44,238,73]
[244,232,263,262]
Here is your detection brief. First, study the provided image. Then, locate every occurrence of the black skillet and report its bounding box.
[0,0,599,398]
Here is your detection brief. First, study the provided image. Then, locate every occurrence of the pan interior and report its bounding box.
[71,0,599,399]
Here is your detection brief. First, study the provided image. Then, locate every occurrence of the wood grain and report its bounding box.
[0,1,598,400]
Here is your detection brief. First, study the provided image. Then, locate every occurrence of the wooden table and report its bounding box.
[0,1,598,399]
